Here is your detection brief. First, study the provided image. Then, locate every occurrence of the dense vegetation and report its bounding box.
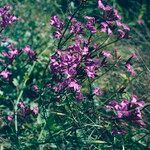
[0,0,149,149]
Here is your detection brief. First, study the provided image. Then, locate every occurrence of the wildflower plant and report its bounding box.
[0,0,149,149]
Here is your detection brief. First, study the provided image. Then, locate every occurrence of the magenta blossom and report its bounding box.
[93,87,102,96]
[85,58,101,78]
[23,45,36,60]
[84,16,96,34]
[2,44,19,61]
[68,78,81,92]
[106,95,145,127]
[0,70,11,79]
[50,15,64,30]
[18,102,25,109]
[7,115,13,121]
[137,19,144,25]
[31,106,39,115]
[32,85,39,92]
[126,63,136,76]
[98,0,112,11]
[102,51,112,58]
[76,92,84,101]
[0,5,19,28]
[69,18,83,34]
[100,22,112,35]
[53,30,62,39]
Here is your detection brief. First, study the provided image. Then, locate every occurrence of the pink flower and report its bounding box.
[93,87,102,96]
[126,63,136,76]
[53,31,62,39]
[102,51,112,58]
[18,102,25,109]
[100,22,112,35]
[33,85,39,92]
[0,70,11,79]
[7,115,13,121]
[23,45,36,60]
[106,96,145,127]
[131,53,138,59]
[76,92,84,101]
[50,15,64,30]
[137,19,144,25]
[98,0,112,11]
[117,29,125,38]
[68,79,81,92]
[85,66,96,78]
[31,106,39,115]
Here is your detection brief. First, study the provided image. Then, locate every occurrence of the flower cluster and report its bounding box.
[22,45,36,60]
[106,95,145,127]
[0,43,36,80]
[49,0,132,101]
[7,102,39,122]
[1,44,19,63]
[0,5,19,29]
[98,0,130,38]
[50,35,102,100]
[50,15,64,38]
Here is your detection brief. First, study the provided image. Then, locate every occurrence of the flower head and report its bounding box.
[18,102,25,109]
[31,106,39,115]
[0,70,11,79]
[126,63,136,76]
[69,18,83,34]
[93,87,102,96]
[7,115,13,121]
[84,16,96,33]
[0,5,19,28]
[23,45,36,60]
[50,15,64,30]
[106,96,145,127]
[102,51,112,58]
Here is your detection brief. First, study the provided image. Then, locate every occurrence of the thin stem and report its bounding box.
[14,62,36,135]
[57,1,84,49]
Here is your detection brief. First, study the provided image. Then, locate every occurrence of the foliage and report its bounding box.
[0,0,149,149]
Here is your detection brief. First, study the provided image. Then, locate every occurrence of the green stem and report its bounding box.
[14,62,36,135]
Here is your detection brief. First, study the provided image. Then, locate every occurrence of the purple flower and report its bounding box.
[18,102,25,109]
[0,5,19,28]
[98,0,112,11]
[85,58,101,78]
[53,30,62,39]
[106,96,145,127]
[50,48,81,76]
[31,106,39,115]
[0,70,11,79]
[23,45,36,60]
[100,22,112,35]
[2,44,19,61]
[7,115,13,121]
[105,8,121,21]
[112,129,126,135]
[102,51,112,58]
[50,15,64,30]
[137,19,144,25]
[126,63,136,76]
[32,85,39,92]
[68,78,81,92]
[84,16,96,33]
[69,18,83,34]
[93,87,102,96]
[76,92,84,101]
[117,29,125,38]
[117,23,130,39]
[85,66,96,78]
